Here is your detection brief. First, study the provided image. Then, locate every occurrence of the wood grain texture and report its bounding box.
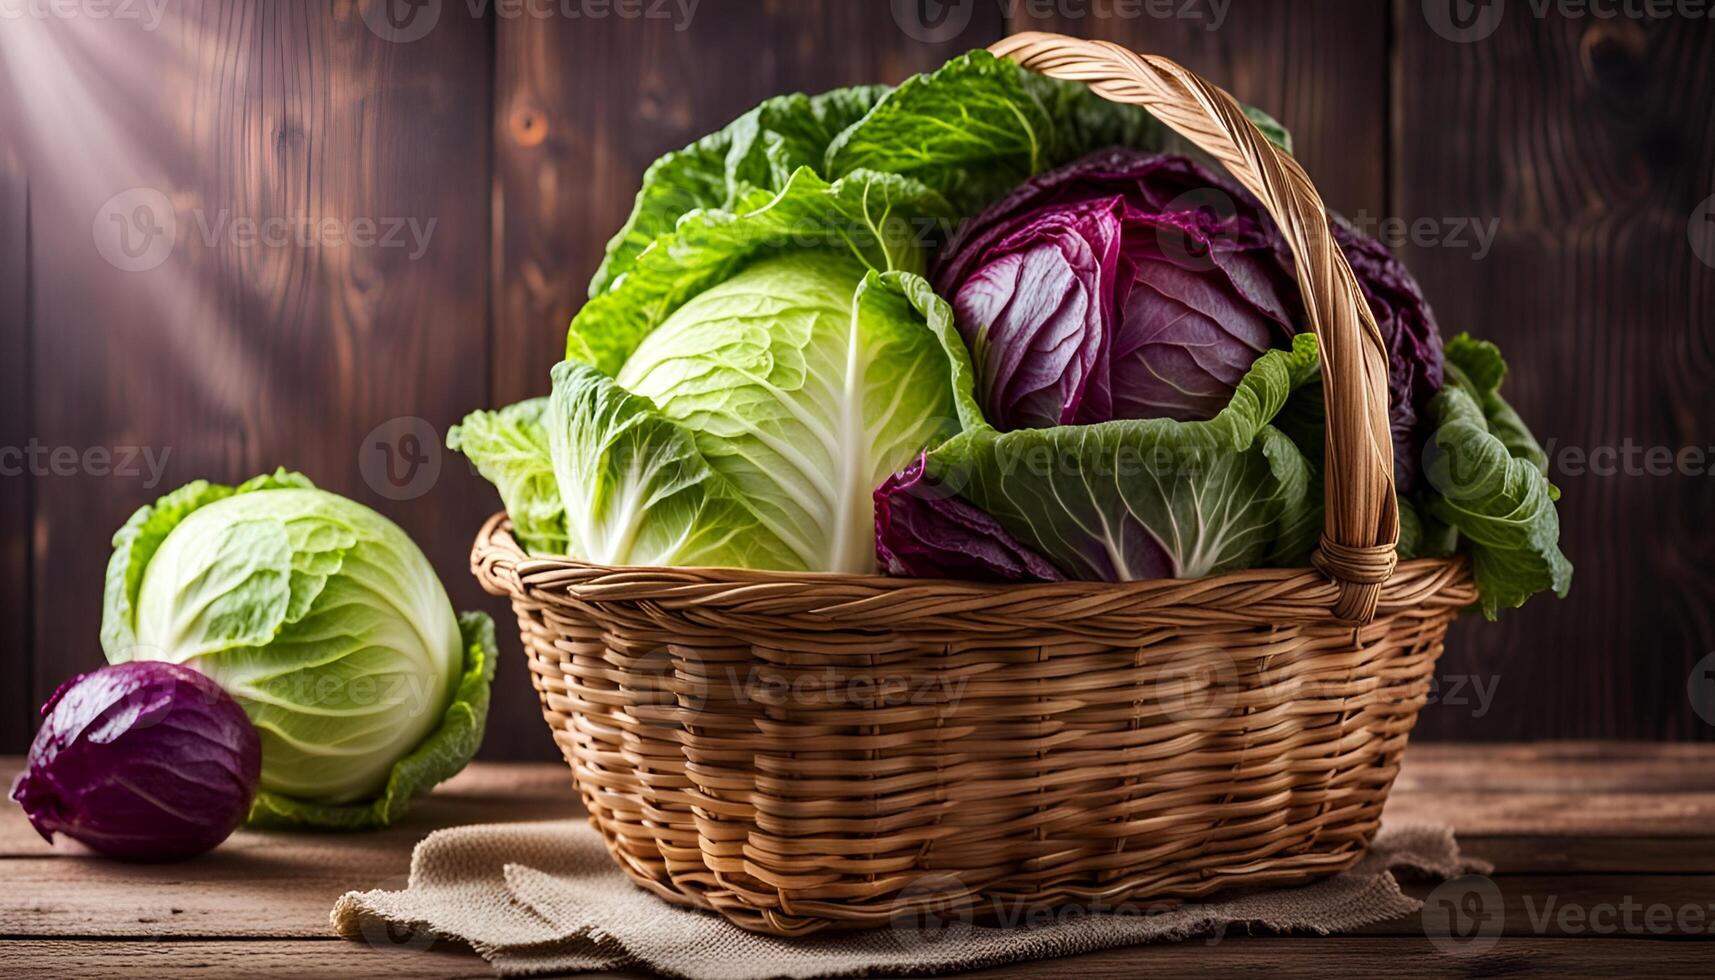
[4,747,1714,976]
[1008,0,1390,217]
[483,2,1005,758]
[489,0,1007,404]
[5,937,1712,980]
[4,747,1713,927]
[0,761,583,939]
[7,3,505,746]
[1394,4,1715,740]
[3,1,1714,756]
[0,83,31,751]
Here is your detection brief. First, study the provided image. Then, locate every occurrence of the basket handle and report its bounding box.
[990,32,1399,623]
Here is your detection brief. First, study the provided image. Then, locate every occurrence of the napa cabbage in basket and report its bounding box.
[455,168,982,572]
[593,49,1289,297]
[100,470,497,829]
[454,48,1289,570]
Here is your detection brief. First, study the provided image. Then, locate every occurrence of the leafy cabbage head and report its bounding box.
[604,252,956,571]
[477,167,981,573]
[102,472,469,809]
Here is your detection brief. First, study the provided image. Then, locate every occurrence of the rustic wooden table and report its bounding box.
[4,743,1711,977]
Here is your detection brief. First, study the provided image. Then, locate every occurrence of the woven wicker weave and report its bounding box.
[471,32,1477,936]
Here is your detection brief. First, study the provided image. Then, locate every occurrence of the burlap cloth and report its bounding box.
[332,820,1484,978]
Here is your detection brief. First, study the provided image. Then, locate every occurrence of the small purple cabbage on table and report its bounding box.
[11,661,260,861]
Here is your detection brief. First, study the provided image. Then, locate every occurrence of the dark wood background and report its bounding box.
[2,0,1711,758]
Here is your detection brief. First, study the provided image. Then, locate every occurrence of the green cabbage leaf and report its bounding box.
[910,334,1323,581]
[460,168,978,572]
[1421,334,1573,617]
[593,50,1288,295]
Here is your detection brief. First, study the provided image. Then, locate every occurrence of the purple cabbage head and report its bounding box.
[934,149,1300,429]
[875,455,1066,582]
[935,148,1446,489]
[10,661,260,861]
[1326,215,1446,490]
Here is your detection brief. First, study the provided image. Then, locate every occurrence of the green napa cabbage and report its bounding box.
[605,254,957,570]
[101,470,496,828]
[455,168,977,572]
[446,398,567,556]
[594,49,1289,296]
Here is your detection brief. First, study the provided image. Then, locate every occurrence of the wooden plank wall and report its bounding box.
[2,0,1712,755]
[0,66,32,750]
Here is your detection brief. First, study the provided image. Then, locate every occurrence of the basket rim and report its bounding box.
[471,512,1473,618]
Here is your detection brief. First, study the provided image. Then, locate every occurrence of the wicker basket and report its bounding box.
[471,32,1477,936]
